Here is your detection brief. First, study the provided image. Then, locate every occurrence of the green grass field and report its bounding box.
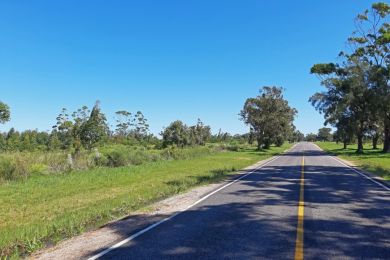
[316,142,390,181]
[0,144,291,258]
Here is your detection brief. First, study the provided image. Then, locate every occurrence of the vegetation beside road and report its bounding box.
[316,142,390,181]
[310,3,390,154]
[0,143,291,258]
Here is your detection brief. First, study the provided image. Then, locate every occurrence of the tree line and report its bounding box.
[310,2,390,153]
[0,100,251,152]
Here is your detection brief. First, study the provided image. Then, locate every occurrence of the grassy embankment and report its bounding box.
[0,143,291,258]
[316,142,390,181]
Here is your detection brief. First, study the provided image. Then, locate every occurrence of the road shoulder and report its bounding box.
[30,156,277,260]
[312,143,390,187]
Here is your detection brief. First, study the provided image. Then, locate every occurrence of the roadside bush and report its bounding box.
[89,152,108,167]
[105,150,128,167]
[0,155,29,181]
[0,144,224,181]
[0,157,16,180]
[29,163,48,176]
[160,146,214,160]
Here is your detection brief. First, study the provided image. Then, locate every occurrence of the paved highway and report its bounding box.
[90,142,390,259]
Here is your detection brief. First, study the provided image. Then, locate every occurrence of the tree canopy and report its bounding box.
[241,86,297,149]
[310,2,390,153]
[0,101,10,124]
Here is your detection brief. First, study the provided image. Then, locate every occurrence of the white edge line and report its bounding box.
[328,155,390,191]
[88,154,283,260]
[312,143,390,192]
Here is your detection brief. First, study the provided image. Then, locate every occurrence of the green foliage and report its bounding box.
[240,86,297,149]
[105,150,128,167]
[305,133,317,142]
[188,119,211,145]
[317,127,332,142]
[161,119,212,148]
[310,2,390,153]
[310,63,337,74]
[80,101,109,150]
[0,143,292,258]
[0,101,10,124]
[161,120,190,148]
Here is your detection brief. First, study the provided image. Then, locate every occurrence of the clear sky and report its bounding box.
[0,0,380,135]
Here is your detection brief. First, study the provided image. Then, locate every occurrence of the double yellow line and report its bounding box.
[294,155,305,260]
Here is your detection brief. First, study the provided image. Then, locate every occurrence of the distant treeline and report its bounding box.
[0,100,255,152]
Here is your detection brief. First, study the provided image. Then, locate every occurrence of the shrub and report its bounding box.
[0,155,29,181]
[29,163,48,176]
[0,157,16,180]
[105,150,128,167]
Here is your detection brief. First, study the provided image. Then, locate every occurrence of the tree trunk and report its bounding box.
[257,136,262,151]
[356,134,364,154]
[383,121,390,153]
[343,139,348,149]
[372,135,379,150]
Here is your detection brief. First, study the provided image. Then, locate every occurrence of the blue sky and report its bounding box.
[0,0,379,135]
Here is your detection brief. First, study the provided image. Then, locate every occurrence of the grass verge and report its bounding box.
[0,143,291,258]
[315,142,390,181]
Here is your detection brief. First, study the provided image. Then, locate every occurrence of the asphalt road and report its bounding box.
[92,142,390,259]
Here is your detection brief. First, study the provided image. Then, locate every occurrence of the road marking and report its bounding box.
[329,155,390,191]
[294,155,305,260]
[88,154,286,260]
[312,143,390,191]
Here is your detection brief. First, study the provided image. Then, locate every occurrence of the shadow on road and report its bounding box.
[88,163,390,259]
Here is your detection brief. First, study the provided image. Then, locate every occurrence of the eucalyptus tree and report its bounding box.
[115,110,132,137]
[0,101,10,124]
[131,111,150,141]
[53,108,74,149]
[240,86,297,150]
[310,59,373,153]
[347,2,390,152]
[80,101,109,150]
[161,120,189,148]
[317,127,332,142]
[189,119,211,146]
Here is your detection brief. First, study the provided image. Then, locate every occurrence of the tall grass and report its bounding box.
[0,145,218,183]
[0,143,292,258]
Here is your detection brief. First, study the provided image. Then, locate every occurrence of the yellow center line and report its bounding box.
[294,155,305,260]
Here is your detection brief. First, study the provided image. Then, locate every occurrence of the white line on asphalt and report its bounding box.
[87,150,290,260]
[329,155,390,191]
[312,143,390,192]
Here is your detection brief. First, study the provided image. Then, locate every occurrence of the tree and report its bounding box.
[310,58,373,153]
[305,133,317,142]
[53,108,74,149]
[161,120,189,148]
[347,2,390,152]
[6,128,20,151]
[130,111,150,141]
[0,101,10,124]
[48,131,62,150]
[333,115,355,149]
[115,110,132,137]
[80,101,109,150]
[240,86,297,149]
[189,119,211,145]
[289,130,305,143]
[317,127,332,142]
[0,133,5,151]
